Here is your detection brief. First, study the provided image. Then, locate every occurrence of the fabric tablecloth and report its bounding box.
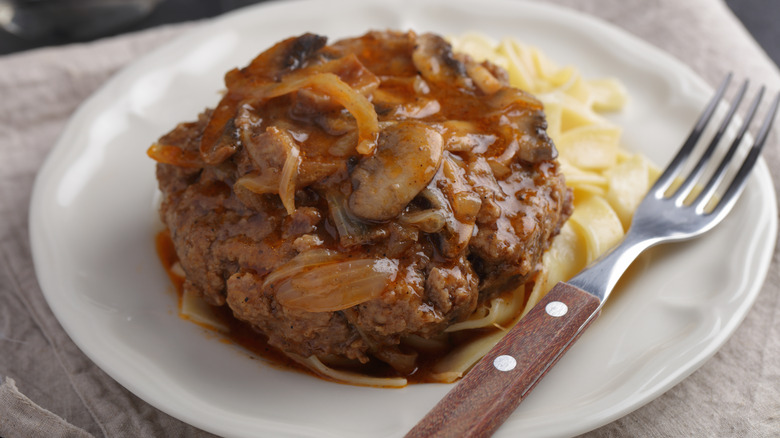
[1,0,778,436]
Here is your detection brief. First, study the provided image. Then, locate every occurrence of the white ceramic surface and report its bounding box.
[29,0,778,437]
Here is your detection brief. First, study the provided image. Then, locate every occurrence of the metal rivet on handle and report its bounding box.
[493,355,517,372]
[545,301,568,317]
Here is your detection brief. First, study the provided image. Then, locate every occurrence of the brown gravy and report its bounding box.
[155,229,528,385]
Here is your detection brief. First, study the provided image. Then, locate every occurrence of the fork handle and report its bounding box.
[406,282,601,438]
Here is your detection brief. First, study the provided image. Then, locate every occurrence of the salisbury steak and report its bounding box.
[151,31,572,374]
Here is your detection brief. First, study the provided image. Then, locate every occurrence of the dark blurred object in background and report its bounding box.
[0,0,162,39]
[0,0,267,53]
[725,0,779,67]
[0,0,777,69]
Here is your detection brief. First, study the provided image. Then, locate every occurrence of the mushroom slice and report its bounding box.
[349,121,444,221]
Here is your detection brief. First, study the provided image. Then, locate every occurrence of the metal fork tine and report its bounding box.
[693,85,764,212]
[674,80,749,205]
[707,91,780,219]
[651,73,732,196]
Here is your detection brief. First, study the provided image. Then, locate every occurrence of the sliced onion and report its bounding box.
[297,159,342,186]
[237,159,337,199]
[421,187,474,257]
[486,157,511,179]
[147,143,203,168]
[399,210,446,233]
[169,262,186,278]
[441,153,482,222]
[440,120,498,154]
[322,53,381,97]
[487,87,543,111]
[324,189,373,247]
[413,76,431,95]
[247,72,379,154]
[494,138,519,166]
[465,62,503,95]
[290,354,407,388]
[445,296,507,332]
[421,187,457,231]
[392,99,441,119]
[268,252,399,312]
[235,173,277,194]
[199,46,380,165]
[328,131,358,156]
[451,192,482,223]
[262,248,339,287]
[235,103,262,148]
[279,142,301,214]
[429,329,506,383]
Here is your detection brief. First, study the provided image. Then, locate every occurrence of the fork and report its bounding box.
[406,74,780,438]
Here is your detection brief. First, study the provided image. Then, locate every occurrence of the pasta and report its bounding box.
[164,32,658,386]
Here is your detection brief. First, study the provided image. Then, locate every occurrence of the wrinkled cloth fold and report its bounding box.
[0,377,93,438]
[0,0,778,437]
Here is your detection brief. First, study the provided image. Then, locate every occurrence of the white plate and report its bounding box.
[29,0,777,437]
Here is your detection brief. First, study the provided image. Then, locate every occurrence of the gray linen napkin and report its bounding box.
[0,0,778,437]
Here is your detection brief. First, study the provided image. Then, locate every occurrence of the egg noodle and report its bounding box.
[171,32,659,386]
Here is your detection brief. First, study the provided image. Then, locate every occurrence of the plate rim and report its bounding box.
[29,0,779,437]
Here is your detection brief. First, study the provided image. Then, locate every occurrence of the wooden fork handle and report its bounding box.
[406,282,601,438]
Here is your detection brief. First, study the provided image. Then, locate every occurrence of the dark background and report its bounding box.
[0,0,778,67]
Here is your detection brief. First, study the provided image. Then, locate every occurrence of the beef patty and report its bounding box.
[150,30,572,374]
